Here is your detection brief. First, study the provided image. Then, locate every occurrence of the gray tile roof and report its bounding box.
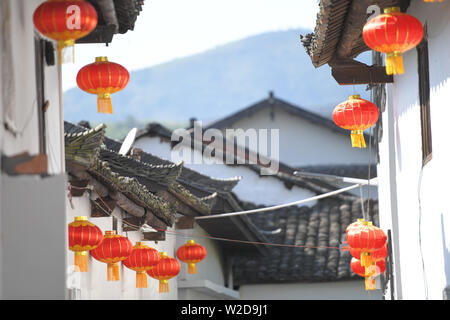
[64,121,220,225]
[232,198,379,284]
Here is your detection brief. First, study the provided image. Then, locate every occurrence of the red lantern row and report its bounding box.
[346,219,387,290]
[68,218,207,291]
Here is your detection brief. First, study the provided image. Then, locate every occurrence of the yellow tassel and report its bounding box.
[159,280,169,293]
[107,263,120,281]
[136,272,147,288]
[97,94,113,114]
[385,52,404,75]
[350,130,366,148]
[74,252,88,272]
[57,40,75,65]
[360,252,373,268]
[365,277,377,290]
[188,263,197,274]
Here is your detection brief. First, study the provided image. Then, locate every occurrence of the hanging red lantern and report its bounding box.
[90,230,133,281]
[363,7,423,75]
[33,0,98,63]
[346,219,365,235]
[76,57,130,114]
[351,257,386,290]
[68,216,103,272]
[351,258,386,277]
[350,243,387,262]
[346,219,386,268]
[147,252,180,293]
[332,95,379,148]
[123,242,160,288]
[176,240,207,274]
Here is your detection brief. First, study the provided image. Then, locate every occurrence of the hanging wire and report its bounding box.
[68,184,341,250]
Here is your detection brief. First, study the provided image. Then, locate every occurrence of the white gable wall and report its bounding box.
[217,105,375,167]
[134,136,317,207]
[378,1,450,300]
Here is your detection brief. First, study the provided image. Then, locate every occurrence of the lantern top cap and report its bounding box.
[74,216,88,221]
[105,230,116,236]
[135,242,147,247]
[384,7,400,14]
[348,94,361,100]
[95,56,109,62]
[187,240,196,245]
[160,252,168,257]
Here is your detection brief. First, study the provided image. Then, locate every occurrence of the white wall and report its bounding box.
[377,1,450,300]
[239,280,382,300]
[0,0,66,299]
[134,136,317,207]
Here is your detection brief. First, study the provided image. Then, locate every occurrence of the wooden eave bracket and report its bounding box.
[176,215,195,229]
[1,152,48,175]
[329,59,393,85]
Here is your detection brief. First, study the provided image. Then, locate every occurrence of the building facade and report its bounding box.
[302,0,450,300]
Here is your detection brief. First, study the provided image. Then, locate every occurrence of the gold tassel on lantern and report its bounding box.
[74,251,88,272]
[385,52,404,75]
[97,93,113,114]
[159,280,169,293]
[350,130,366,148]
[107,262,120,282]
[57,40,75,65]
[360,252,373,269]
[364,264,377,290]
[188,263,197,274]
[136,271,148,289]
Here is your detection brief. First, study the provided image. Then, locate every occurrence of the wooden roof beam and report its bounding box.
[329,59,393,85]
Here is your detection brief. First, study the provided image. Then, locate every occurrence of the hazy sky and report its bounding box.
[62,0,319,90]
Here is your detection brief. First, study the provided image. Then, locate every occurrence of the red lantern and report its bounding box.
[351,257,386,277]
[76,57,130,114]
[346,219,386,268]
[91,230,133,281]
[346,219,365,235]
[363,7,423,75]
[33,0,98,63]
[147,252,180,293]
[123,242,160,288]
[332,95,379,148]
[176,240,207,274]
[350,243,387,262]
[351,257,386,290]
[68,216,103,272]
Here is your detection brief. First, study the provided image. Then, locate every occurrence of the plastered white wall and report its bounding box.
[0,0,66,299]
[377,1,450,300]
[239,280,382,300]
[218,106,374,167]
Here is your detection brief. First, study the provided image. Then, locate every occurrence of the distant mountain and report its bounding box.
[64,28,370,124]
